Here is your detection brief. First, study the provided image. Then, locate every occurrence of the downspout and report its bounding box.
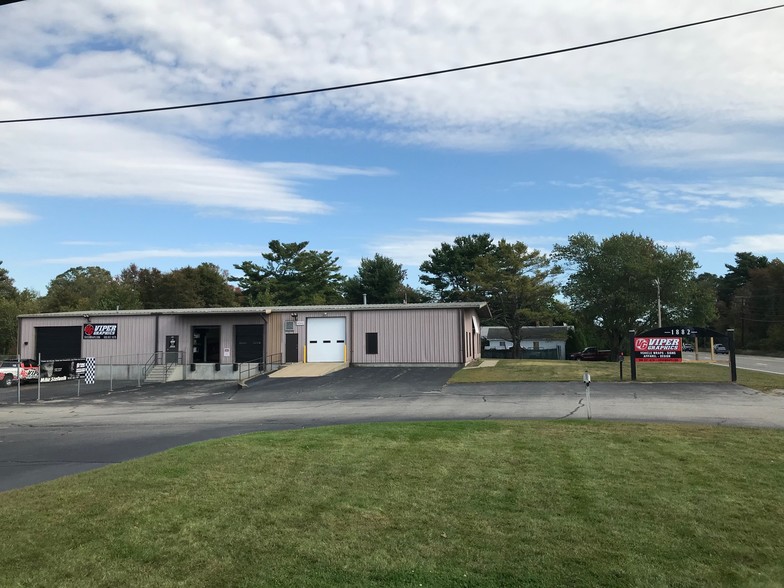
[348,309,353,366]
[260,309,269,369]
[154,313,160,364]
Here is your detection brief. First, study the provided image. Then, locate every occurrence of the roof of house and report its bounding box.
[481,325,572,341]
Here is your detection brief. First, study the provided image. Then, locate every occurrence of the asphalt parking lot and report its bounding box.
[2,367,784,493]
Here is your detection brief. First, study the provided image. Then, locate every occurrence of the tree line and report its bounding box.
[1,234,782,356]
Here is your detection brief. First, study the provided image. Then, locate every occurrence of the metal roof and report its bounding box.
[19,301,491,319]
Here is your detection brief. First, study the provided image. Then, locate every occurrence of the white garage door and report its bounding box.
[306,317,346,363]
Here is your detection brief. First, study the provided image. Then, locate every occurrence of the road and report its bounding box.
[2,367,784,493]
[736,354,784,375]
[680,352,784,375]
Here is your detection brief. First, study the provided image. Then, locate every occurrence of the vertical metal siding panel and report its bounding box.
[267,313,282,360]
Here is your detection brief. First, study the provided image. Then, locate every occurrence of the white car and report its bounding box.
[713,344,729,354]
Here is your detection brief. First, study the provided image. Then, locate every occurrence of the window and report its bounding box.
[192,326,221,363]
[366,332,378,355]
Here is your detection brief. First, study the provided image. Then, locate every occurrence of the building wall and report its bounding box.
[462,309,481,363]
[19,315,159,363]
[350,308,464,365]
[18,304,485,377]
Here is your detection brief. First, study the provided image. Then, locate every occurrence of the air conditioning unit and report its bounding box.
[284,320,295,332]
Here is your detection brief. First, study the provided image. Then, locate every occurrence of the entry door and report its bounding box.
[285,333,299,363]
[165,335,179,364]
[306,318,346,363]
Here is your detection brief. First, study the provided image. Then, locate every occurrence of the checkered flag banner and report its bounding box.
[85,357,96,385]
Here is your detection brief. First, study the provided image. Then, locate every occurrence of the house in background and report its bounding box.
[481,325,573,359]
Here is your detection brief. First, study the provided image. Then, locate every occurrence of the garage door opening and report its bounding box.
[306,317,346,363]
[235,324,264,363]
[36,326,82,360]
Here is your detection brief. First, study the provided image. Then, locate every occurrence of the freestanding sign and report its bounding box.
[629,326,737,382]
[634,337,682,363]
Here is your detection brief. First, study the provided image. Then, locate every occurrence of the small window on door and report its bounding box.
[366,332,378,355]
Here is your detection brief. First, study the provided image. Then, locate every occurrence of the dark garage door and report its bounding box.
[235,325,264,363]
[36,326,82,360]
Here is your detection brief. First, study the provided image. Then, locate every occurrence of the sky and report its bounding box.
[2,0,784,294]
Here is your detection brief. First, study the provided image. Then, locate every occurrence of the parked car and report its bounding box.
[569,347,612,361]
[682,342,694,352]
[713,344,729,354]
[0,359,41,385]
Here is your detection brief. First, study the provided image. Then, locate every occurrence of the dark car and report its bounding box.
[682,342,694,352]
[713,344,729,354]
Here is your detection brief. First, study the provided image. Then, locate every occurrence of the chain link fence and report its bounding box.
[0,353,176,404]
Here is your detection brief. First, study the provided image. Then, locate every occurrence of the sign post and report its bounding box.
[583,370,592,420]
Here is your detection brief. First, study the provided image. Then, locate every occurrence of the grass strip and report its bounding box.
[1,421,783,587]
[451,359,784,392]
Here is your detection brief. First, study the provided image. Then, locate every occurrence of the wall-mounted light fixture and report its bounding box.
[83,314,91,323]
[291,312,298,320]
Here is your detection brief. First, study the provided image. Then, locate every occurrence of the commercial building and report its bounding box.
[17,302,489,381]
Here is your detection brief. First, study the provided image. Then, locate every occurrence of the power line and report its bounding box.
[2,3,783,125]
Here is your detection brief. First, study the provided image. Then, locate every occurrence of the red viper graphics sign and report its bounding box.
[83,323,118,340]
[634,337,682,363]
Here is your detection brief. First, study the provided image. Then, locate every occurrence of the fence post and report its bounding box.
[37,352,42,402]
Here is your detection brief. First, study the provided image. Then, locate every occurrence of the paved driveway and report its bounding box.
[2,367,784,493]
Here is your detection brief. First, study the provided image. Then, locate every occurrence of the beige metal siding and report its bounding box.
[462,309,481,362]
[271,311,348,363]
[18,315,159,363]
[351,309,462,364]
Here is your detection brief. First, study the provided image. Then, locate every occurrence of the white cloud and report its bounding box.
[0,119,388,215]
[2,0,784,163]
[710,234,784,254]
[0,203,37,225]
[42,245,264,265]
[368,233,458,267]
[657,236,717,250]
[695,214,739,224]
[425,207,642,226]
[621,178,784,211]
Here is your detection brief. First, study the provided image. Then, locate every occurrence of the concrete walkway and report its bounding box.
[268,362,349,378]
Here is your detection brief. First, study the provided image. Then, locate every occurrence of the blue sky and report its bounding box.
[2,1,784,294]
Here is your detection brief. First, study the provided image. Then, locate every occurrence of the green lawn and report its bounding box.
[451,359,784,393]
[2,421,784,587]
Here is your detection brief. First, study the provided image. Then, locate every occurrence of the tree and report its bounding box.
[117,263,238,309]
[718,252,769,305]
[467,239,561,357]
[552,233,708,358]
[42,266,139,312]
[0,262,41,354]
[419,234,495,302]
[344,254,407,304]
[736,258,784,350]
[232,240,345,306]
